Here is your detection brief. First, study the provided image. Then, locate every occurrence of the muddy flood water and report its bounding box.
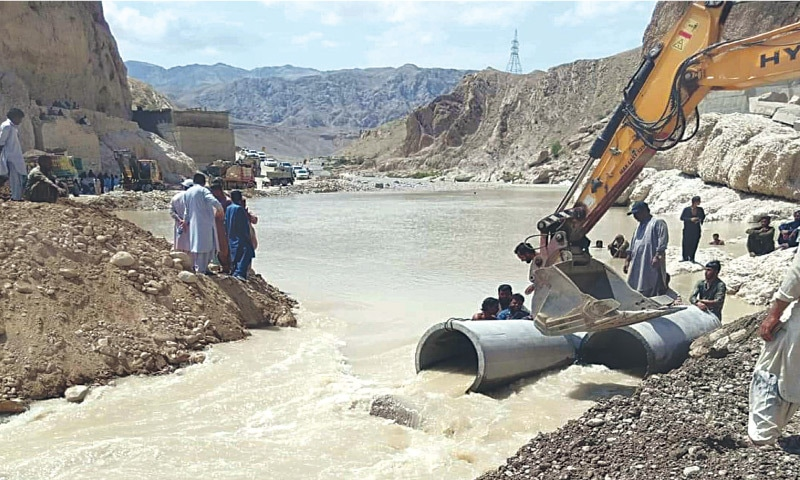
[0,186,762,479]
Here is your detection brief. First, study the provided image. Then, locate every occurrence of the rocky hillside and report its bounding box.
[126,61,321,94]
[179,64,470,130]
[0,2,130,119]
[343,1,800,186]
[128,77,175,111]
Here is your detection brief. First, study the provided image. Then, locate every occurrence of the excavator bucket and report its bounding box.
[531,258,682,336]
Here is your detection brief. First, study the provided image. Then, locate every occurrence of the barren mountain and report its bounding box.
[343,1,800,191]
[181,64,470,130]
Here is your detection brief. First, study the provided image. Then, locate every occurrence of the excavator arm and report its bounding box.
[530,1,800,335]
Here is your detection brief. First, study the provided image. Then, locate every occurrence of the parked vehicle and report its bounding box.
[295,168,310,180]
[204,160,257,189]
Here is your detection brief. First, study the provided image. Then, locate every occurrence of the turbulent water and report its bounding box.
[1,186,761,480]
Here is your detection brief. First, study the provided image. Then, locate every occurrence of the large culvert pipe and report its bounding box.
[415,319,583,393]
[579,306,720,374]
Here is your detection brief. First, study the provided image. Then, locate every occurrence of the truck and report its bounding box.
[263,165,294,186]
[204,160,257,189]
[113,149,164,192]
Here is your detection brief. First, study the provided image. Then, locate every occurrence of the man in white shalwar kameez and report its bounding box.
[182,173,222,274]
[749,248,800,447]
[169,179,193,252]
[623,201,669,297]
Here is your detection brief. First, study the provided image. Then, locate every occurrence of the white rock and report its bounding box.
[65,385,90,403]
[683,466,701,477]
[169,251,192,266]
[110,251,136,268]
[178,271,198,284]
[58,268,79,279]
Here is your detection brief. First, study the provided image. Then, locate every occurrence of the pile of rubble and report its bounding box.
[479,311,800,480]
[0,200,295,413]
[75,189,176,211]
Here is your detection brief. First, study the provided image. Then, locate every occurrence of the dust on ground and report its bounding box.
[478,311,800,480]
[0,199,295,413]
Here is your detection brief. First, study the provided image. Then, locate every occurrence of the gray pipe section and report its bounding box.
[415,319,583,393]
[579,306,720,374]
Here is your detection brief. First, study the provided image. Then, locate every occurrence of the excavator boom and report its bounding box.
[531,2,800,335]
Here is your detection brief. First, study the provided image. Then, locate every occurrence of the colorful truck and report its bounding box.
[114,149,164,192]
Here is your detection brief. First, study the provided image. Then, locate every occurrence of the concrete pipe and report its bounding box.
[415,319,583,393]
[579,306,721,375]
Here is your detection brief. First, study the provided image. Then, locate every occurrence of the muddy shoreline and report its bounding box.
[0,199,296,415]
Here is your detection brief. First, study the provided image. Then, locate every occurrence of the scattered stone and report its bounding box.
[682,466,701,477]
[0,399,28,414]
[758,91,789,103]
[13,283,33,294]
[58,268,80,279]
[64,385,90,403]
[177,271,198,284]
[110,251,136,268]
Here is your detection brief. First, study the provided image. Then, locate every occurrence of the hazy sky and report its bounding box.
[105,0,656,72]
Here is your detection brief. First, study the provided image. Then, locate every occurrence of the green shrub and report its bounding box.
[550,141,563,158]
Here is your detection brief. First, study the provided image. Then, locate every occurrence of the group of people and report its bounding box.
[0,107,118,200]
[169,173,258,281]
[472,284,532,321]
[745,210,800,257]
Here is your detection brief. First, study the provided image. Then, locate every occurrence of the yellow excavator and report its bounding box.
[531,1,800,336]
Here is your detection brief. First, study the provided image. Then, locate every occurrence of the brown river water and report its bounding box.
[0,185,760,479]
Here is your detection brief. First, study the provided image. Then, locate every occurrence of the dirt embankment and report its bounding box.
[0,200,295,412]
[479,312,800,480]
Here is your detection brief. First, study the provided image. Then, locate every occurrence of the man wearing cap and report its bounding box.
[749,248,800,447]
[689,260,726,320]
[169,179,193,252]
[746,215,775,257]
[624,201,669,297]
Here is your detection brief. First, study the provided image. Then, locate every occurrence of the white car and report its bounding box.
[294,167,310,180]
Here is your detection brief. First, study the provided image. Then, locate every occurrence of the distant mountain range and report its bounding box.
[125,61,471,130]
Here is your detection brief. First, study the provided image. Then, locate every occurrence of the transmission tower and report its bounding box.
[506,29,522,74]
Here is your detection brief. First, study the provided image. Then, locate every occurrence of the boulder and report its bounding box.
[748,98,787,116]
[790,95,800,105]
[0,399,27,414]
[369,395,421,429]
[169,251,192,267]
[110,251,136,268]
[65,385,90,403]
[177,271,198,284]
[758,91,789,103]
[772,104,800,126]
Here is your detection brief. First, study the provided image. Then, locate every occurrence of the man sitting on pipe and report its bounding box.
[472,297,499,321]
[688,260,726,321]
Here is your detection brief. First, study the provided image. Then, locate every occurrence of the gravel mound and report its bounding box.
[479,311,800,480]
[0,200,295,409]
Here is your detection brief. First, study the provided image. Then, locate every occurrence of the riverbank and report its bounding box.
[0,199,295,414]
[478,310,800,480]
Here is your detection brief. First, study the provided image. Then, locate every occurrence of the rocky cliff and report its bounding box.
[0,2,131,119]
[343,1,800,189]
[128,77,175,111]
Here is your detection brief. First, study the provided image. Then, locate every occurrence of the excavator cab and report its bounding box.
[530,258,682,336]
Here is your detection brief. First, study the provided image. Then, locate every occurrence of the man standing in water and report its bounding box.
[679,196,705,262]
[749,248,800,449]
[182,173,222,274]
[624,201,669,297]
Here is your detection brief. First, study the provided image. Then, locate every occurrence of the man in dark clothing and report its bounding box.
[472,297,500,321]
[24,155,64,203]
[225,190,255,281]
[689,260,726,320]
[498,284,513,311]
[747,216,776,257]
[778,210,800,249]
[680,196,705,262]
[209,178,232,274]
